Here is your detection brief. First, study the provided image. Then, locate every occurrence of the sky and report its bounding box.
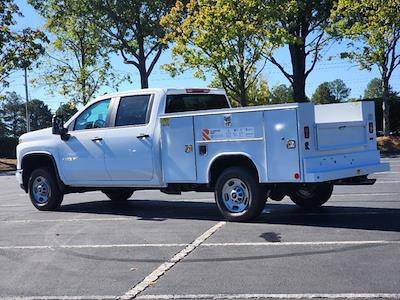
[5,0,400,112]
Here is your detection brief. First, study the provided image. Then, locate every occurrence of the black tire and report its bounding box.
[215,167,264,222]
[28,168,64,211]
[104,189,134,202]
[289,182,333,208]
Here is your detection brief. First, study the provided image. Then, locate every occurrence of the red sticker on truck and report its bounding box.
[202,129,211,140]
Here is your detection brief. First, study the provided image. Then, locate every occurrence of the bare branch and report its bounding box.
[146,47,162,77]
[267,55,293,83]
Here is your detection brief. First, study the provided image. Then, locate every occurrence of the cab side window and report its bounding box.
[74,99,111,131]
[115,95,151,127]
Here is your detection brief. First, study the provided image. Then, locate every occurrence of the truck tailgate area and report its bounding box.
[305,102,389,182]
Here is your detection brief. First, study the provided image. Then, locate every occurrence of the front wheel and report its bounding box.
[215,167,264,222]
[28,168,64,211]
[289,182,333,208]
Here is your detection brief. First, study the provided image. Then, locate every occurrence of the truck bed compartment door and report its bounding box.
[264,109,300,182]
[161,116,197,182]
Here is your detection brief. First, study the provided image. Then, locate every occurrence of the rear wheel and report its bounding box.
[28,168,63,211]
[289,182,333,208]
[215,167,264,222]
[104,189,134,202]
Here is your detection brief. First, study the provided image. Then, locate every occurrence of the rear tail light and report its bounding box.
[368,122,374,134]
[304,126,310,139]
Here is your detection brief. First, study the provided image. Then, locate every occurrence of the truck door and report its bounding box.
[264,109,300,182]
[58,99,111,183]
[161,116,197,182]
[103,94,154,181]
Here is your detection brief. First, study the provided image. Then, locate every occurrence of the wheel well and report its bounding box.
[209,155,259,187]
[21,154,62,192]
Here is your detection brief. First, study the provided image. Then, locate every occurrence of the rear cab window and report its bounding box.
[165,94,229,113]
[115,94,152,127]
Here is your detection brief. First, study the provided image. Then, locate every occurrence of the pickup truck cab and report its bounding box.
[16,88,389,221]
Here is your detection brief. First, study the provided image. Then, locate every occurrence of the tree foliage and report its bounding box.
[30,0,125,106]
[0,0,46,91]
[264,0,335,102]
[161,0,271,106]
[88,0,177,89]
[364,78,398,99]
[0,91,26,138]
[312,82,336,104]
[331,0,400,135]
[312,79,350,104]
[269,84,294,104]
[28,99,52,131]
[328,79,350,101]
[55,102,78,122]
[209,74,270,107]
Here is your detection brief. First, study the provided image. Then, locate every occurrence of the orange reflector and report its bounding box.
[294,173,300,180]
[304,126,310,139]
[369,122,374,134]
[186,88,210,93]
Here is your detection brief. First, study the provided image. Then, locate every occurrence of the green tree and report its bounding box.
[331,0,400,136]
[312,82,336,104]
[0,92,25,138]
[364,78,398,99]
[269,84,294,104]
[329,79,350,102]
[55,102,78,122]
[0,0,46,91]
[264,0,335,102]
[161,0,271,106]
[28,99,52,131]
[30,0,124,106]
[87,0,177,89]
[0,119,6,137]
[209,74,270,107]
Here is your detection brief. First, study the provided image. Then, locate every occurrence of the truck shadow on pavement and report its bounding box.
[58,200,400,232]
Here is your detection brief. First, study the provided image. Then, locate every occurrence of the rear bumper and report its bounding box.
[304,162,390,182]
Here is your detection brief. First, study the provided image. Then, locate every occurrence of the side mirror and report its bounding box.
[52,115,70,141]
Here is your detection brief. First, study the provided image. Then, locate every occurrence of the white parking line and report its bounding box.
[136,293,400,299]
[0,217,131,224]
[1,240,399,251]
[0,243,188,250]
[333,192,399,197]
[0,296,116,300]
[119,221,226,300]
[202,240,400,247]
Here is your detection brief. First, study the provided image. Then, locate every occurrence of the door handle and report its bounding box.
[137,134,149,139]
[91,136,103,142]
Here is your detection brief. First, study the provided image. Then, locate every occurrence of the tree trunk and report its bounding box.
[289,44,307,102]
[137,31,149,89]
[382,76,390,136]
[239,66,247,106]
[139,66,149,89]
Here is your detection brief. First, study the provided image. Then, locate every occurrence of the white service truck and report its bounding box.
[16,88,389,221]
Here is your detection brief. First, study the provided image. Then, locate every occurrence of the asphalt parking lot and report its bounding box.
[0,157,400,300]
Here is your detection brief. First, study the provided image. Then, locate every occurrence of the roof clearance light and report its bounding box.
[186,88,210,93]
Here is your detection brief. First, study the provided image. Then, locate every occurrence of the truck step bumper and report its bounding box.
[304,162,390,182]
